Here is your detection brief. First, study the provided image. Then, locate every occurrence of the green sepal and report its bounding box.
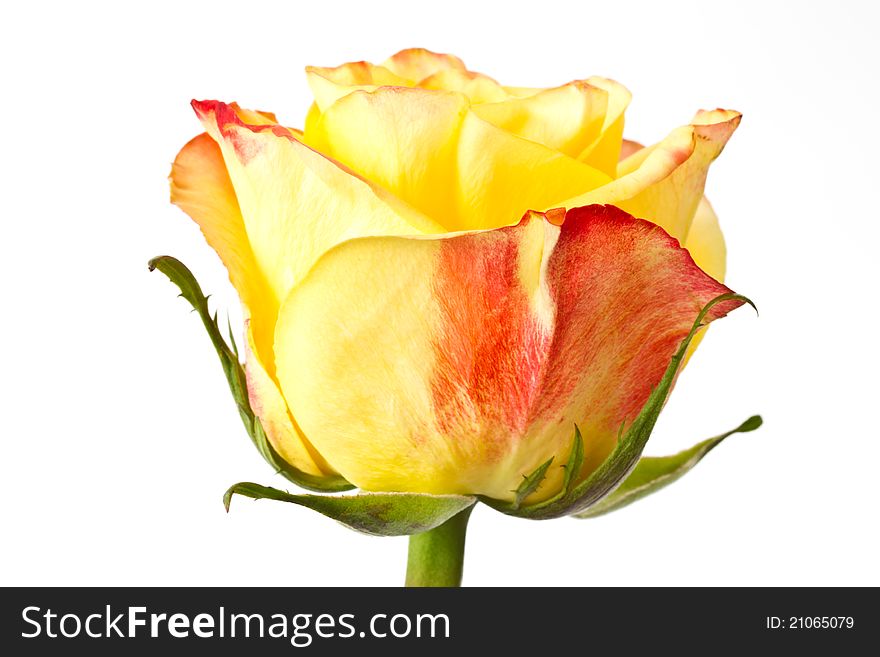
[561,426,585,494]
[480,293,757,519]
[506,425,587,511]
[512,457,554,510]
[224,482,476,537]
[574,415,762,518]
[149,255,353,493]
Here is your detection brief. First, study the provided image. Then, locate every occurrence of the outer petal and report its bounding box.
[615,140,727,281]
[243,322,327,474]
[168,131,323,475]
[192,98,445,343]
[615,141,729,365]
[169,133,266,316]
[560,109,741,241]
[305,87,611,231]
[681,196,728,363]
[273,205,741,500]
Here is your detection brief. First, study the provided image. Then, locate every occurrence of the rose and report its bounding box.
[169,48,744,504]
[162,47,757,586]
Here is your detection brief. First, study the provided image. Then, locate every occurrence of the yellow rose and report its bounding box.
[170,48,743,503]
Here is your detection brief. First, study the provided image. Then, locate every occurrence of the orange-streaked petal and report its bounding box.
[273,205,742,500]
[616,140,728,363]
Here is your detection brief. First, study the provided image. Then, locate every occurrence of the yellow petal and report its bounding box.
[561,109,741,241]
[168,129,277,376]
[472,81,610,159]
[502,85,543,98]
[457,112,612,230]
[303,101,322,138]
[181,99,446,476]
[684,196,726,282]
[230,103,279,126]
[305,87,611,231]
[680,196,728,365]
[168,131,323,475]
[304,89,469,230]
[614,139,726,279]
[169,133,267,318]
[192,99,445,336]
[619,138,644,160]
[308,61,408,86]
[617,139,728,364]
[418,68,510,103]
[305,62,408,112]
[382,47,467,82]
[244,321,327,474]
[577,77,631,176]
[305,53,629,178]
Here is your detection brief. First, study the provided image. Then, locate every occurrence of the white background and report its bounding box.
[2,0,878,586]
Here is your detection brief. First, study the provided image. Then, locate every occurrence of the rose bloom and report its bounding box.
[170,48,742,502]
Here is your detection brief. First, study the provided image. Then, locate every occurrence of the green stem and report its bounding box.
[405,506,474,587]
